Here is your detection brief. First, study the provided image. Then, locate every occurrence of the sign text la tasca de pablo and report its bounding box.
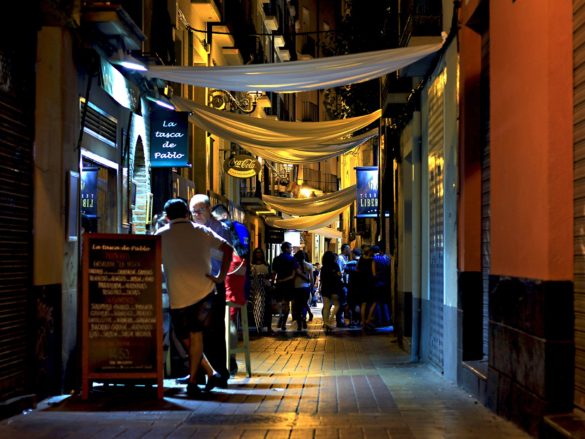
[223,154,261,179]
[150,110,189,168]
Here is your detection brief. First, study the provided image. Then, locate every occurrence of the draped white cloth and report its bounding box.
[146,43,442,93]
[173,97,380,148]
[263,185,356,216]
[265,206,347,231]
[243,130,377,163]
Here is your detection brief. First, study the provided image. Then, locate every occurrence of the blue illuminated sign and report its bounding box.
[356,166,378,218]
[150,111,189,168]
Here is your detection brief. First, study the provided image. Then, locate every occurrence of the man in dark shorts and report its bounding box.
[156,198,233,397]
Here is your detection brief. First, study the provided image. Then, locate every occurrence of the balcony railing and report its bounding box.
[298,34,316,59]
[301,101,319,122]
[398,0,442,47]
[302,168,338,193]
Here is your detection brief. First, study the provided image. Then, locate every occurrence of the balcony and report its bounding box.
[301,168,338,193]
[301,101,319,122]
[190,0,221,23]
[81,2,145,51]
[381,76,414,119]
[397,0,443,76]
[263,2,279,32]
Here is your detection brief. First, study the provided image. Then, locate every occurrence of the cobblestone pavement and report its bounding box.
[0,309,532,438]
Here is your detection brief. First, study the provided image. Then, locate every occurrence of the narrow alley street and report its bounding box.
[0,310,530,439]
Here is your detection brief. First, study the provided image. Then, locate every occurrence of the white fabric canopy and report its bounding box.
[265,206,347,231]
[263,185,356,216]
[173,97,380,148]
[311,227,343,239]
[243,130,377,163]
[146,43,441,92]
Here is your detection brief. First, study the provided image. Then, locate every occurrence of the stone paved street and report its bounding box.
[0,310,532,438]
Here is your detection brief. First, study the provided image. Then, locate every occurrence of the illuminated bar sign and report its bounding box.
[150,110,189,168]
[356,166,379,218]
[81,167,98,218]
[223,154,261,179]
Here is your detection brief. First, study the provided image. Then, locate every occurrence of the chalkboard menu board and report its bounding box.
[81,233,163,399]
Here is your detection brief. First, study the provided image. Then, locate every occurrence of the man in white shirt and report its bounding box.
[189,194,232,383]
[156,198,233,397]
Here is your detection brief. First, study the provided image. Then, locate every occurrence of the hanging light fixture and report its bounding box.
[110,48,147,71]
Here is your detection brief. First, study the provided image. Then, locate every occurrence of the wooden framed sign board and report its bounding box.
[81,233,163,399]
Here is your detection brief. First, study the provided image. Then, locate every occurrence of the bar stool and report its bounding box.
[225,300,252,377]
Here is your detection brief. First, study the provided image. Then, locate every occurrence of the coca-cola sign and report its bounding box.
[223,155,261,179]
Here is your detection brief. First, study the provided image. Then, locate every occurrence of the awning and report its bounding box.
[146,43,442,93]
[265,206,346,231]
[173,97,380,148]
[263,185,356,216]
[310,227,343,239]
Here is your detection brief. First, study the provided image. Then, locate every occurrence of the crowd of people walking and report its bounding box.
[151,196,391,398]
[250,241,392,335]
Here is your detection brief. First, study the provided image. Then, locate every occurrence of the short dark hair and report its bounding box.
[163,198,189,220]
[281,241,292,251]
[211,203,230,218]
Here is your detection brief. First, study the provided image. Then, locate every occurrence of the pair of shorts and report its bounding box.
[170,292,214,340]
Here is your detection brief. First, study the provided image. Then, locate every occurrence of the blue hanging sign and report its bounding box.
[356,166,379,218]
[81,167,99,218]
[150,110,189,168]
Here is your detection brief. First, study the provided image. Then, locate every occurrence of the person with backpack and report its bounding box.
[211,204,251,376]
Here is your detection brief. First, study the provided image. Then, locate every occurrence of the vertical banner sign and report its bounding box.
[81,234,163,399]
[356,166,379,218]
[81,167,99,218]
[150,110,189,168]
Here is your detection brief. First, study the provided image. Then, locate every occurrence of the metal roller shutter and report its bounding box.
[428,69,446,372]
[0,46,35,402]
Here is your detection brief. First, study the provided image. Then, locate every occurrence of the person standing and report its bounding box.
[189,194,232,384]
[344,248,362,327]
[271,241,297,331]
[292,250,313,331]
[250,247,274,335]
[155,198,233,397]
[211,203,251,376]
[358,246,376,329]
[336,243,351,327]
[320,251,343,331]
[372,244,392,326]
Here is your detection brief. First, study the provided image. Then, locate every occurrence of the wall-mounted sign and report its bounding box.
[266,226,285,244]
[223,154,261,179]
[100,59,141,112]
[150,110,189,168]
[356,166,379,218]
[81,167,99,218]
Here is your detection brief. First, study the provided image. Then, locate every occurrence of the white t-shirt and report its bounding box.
[156,218,228,309]
[294,261,313,289]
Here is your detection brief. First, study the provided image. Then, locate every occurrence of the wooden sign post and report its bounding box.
[81,233,163,399]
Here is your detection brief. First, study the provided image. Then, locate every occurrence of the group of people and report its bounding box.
[324,244,392,331]
[154,195,391,398]
[248,241,392,335]
[154,195,250,398]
